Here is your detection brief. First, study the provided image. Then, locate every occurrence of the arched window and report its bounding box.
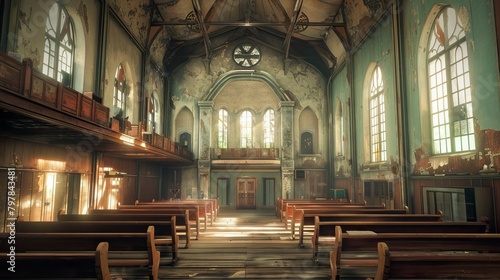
[113,64,126,116]
[147,96,158,133]
[263,109,275,148]
[369,66,386,162]
[218,109,228,148]
[427,6,474,154]
[240,110,252,148]
[335,100,345,157]
[42,3,75,86]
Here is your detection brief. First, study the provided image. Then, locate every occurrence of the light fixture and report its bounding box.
[104,170,126,178]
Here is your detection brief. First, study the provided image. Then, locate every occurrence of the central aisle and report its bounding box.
[158,206,331,279]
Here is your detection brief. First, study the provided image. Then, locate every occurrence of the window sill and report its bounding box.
[361,162,390,172]
[298,153,322,157]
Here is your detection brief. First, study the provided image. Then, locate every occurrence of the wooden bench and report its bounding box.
[136,200,214,227]
[330,225,500,280]
[0,225,159,280]
[368,241,500,280]
[15,218,178,264]
[280,200,367,223]
[296,207,411,245]
[275,198,354,219]
[313,216,490,261]
[114,204,202,239]
[283,203,381,229]
[61,209,192,248]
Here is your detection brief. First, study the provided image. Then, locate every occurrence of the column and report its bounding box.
[280,101,295,199]
[197,101,213,197]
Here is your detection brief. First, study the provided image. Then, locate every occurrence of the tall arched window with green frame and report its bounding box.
[218,109,228,148]
[427,6,475,154]
[369,66,386,162]
[240,110,253,148]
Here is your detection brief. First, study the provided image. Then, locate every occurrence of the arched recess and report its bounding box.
[299,107,319,154]
[175,106,194,150]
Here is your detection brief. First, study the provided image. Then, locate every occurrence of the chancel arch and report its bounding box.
[200,71,294,206]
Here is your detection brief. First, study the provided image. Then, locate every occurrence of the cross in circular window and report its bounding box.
[233,44,261,67]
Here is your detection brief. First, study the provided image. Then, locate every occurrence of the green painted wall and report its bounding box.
[352,13,398,174]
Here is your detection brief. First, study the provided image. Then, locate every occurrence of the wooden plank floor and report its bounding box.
[112,206,334,279]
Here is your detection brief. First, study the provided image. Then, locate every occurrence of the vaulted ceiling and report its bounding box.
[149,0,352,77]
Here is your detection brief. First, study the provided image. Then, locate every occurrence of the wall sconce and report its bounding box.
[104,170,126,178]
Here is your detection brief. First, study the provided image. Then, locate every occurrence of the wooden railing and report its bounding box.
[0,52,193,160]
[212,148,279,159]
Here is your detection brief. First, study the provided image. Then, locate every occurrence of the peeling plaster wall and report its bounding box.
[170,43,327,158]
[402,0,500,175]
[169,43,327,200]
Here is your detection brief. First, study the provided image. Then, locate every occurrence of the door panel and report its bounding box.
[236,178,256,209]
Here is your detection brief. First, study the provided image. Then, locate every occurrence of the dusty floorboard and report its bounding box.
[112,206,334,279]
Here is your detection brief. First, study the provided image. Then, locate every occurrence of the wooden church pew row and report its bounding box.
[94,206,200,240]
[312,216,490,260]
[60,209,192,248]
[281,200,370,223]
[136,200,215,227]
[283,203,386,231]
[0,227,158,280]
[14,218,178,264]
[367,241,500,280]
[121,201,208,231]
[330,225,500,280]
[147,199,218,223]
[275,198,358,219]
[296,211,442,245]
[296,207,410,246]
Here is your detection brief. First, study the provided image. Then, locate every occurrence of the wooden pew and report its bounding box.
[368,241,500,280]
[61,209,192,248]
[279,199,366,223]
[296,207,411,245]
[330,225,500,280]
[283,202,380,229]
[0,241,109,279]
[313,216,490,261]
[15,218,178,264]
[275,198,353,218]
[0,225,159,280]
[136,200,214,227]
[115,203,202,239]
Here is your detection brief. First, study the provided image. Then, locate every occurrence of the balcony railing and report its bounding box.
[212,148,279,160]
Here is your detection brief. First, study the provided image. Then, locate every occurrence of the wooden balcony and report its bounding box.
[0,52,193,164]
[212,148,279,160]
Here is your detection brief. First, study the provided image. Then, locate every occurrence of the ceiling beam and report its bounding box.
[283,0,303,60]
[191,0,212,61]
[151,21,345,27]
